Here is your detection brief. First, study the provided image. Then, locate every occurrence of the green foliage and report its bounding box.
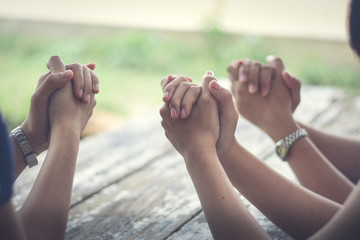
[0,27,359,128]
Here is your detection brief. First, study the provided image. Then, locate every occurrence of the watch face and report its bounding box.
[275,140,288,160]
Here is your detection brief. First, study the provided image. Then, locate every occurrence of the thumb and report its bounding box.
[282,70,301,112]
[209,80,234,114]
[47,55,66,73]
[33,71,73,104]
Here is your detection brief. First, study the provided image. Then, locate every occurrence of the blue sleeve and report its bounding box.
[0,113,14,205]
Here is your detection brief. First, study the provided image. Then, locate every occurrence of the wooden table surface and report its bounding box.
[12,85,359,240]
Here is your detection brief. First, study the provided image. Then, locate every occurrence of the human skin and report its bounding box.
[160,71,271,240]
[160,71,342,239]
[11,61,99,178]
[163,56,355,204]
[229,59,360,184]
[228,56,354,204]
[17,55,97,240]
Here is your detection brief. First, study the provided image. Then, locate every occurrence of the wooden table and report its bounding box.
[13,84,359,240]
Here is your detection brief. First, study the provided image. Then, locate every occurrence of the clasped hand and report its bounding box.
[160,71,238,161]
[21,55,99,156]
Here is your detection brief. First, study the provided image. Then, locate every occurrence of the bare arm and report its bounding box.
[160,72,270,240]
[0,201,27,240]
[220,140,341,239]
[17,56,97,240]
[229,57,354,204]
[309,180,360,240]
[13,63,98,179]
[298,122,360,183]
[185,148,270,240]
[18,125,80,240]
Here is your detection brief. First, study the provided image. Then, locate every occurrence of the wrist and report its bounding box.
[183,144,217,168]
[50,121,81,141]
[51,120,82,138]
[262,115,299,142]
[217,136,237,161]
[20,121,47,155]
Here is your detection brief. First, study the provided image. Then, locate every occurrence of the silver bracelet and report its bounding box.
[11,126,38,168]
[275,128,308,161]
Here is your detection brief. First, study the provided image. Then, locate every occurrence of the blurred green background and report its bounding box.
[1,19,360,131]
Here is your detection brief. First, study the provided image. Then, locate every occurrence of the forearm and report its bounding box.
[185,148,270,240]
[0,201,27,240]
[309,181,360,240]
[19,126,80,240]
[298,122,360,183]
[264,118,354,204]
[220,141,341,239]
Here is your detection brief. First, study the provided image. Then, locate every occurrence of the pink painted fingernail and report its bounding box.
[185,76,193,82]
[85,94,90,103]
[93,83,99,92]
[211,80,221,92]
[163,91,170,101]
[240,74,247,82]
[285,71,293,80]
[171,107,178,119]
[207,70,214,76]
[180,108,186,119]
[168,75,176,82]
[249,84,257,93]
[261,88,268,97]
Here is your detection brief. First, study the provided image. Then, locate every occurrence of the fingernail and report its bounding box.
[211,80,221,92]
[240,74,247,82]
[62,70,72,78]
[180,108,186,119]
[163,91,170,101]
[249,84,257,93]
[206,70,214,76]
[236,60,243,67]
[285,71,293,80]
[85,94,90,103]
[261,88,268,97]
[93,83,99,92]
[266,55,275,61]
[168,75,176,82]
[185,76,193,82]
[79,89,83,98]
[171,107,178,119]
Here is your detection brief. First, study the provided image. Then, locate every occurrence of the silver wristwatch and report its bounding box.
[11,126,38,168]
[275,128,308,161]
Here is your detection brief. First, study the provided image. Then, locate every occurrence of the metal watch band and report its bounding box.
[275,128,308,161]
[283,128,308,148]
[11,126,38,168]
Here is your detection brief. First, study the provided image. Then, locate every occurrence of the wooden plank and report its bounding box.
[168,196,293,240]
[66,149,203,239]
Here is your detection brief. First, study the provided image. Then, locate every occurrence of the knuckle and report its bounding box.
[178,81,191,88]
[189,85,201,93]
[71,62,82,69]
